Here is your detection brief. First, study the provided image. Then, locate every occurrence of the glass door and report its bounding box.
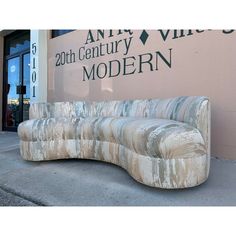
[5,57,21,129]
[23,53,30,122]
[3,30,30,131]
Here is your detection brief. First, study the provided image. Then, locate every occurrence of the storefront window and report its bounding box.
[3,30,30,131]
[4,31,30,56]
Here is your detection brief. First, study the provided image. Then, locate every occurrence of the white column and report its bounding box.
[30,30,48,103]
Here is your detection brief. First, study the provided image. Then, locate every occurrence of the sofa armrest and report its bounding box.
[152,96,210,156]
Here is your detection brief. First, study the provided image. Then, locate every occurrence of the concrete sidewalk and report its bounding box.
[0,132,236,206]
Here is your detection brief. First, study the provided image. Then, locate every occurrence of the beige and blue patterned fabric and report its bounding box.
[19,96,210,189]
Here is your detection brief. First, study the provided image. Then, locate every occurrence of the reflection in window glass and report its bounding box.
[5,32,30,56]
[6,57,20,127]
[51,30,74,38]
[23,53,30,121]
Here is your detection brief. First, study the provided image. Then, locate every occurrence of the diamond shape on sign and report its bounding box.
[140,30,149,45]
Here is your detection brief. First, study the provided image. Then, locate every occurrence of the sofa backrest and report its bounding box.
[29,96,210,156]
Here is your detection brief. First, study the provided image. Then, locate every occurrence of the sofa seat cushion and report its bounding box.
[18,117,206,159]
[80,117,206,159]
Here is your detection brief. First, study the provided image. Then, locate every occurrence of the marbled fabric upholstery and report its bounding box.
[29,97,209,153]
[18,117,205,160]
[19,96,210,189]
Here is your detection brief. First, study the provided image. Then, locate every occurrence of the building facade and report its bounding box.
[0,29,235,160]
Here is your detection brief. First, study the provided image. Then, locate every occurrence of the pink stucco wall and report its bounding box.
[48,30,236,160]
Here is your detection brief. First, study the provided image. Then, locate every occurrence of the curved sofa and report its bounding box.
[18,96,210,189]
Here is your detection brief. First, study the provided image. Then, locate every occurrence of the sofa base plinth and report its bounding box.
[20,140,210,189]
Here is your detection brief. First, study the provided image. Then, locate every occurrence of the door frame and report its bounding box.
[2,30,30,132]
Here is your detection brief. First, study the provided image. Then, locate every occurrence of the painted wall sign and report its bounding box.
[53,30,234,82]
[48,30,236,160]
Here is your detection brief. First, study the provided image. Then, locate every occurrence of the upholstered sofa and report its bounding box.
[18,96,210,189]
